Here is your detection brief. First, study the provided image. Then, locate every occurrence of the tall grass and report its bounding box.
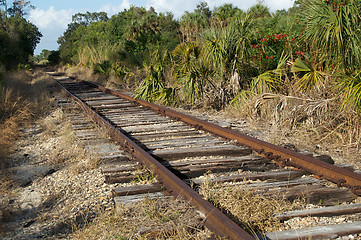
[77,43,122,66]
[228,90,361,158]
[0,70,54,168]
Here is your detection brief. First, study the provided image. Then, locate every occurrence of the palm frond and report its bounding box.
[338,71,361,109]
[299,0,361,72]
[250,52,288,94]
[293,58,325,92]
[230,90,254,105]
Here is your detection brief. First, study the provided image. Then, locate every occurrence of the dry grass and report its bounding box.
[198,180,302,236]
[40,108,65,136]
[70,197,211,240]
[61,65,144,93]
[0,70,54,168]
[63,66,108,87]
[227,93,361,164]
[36,97,108,172]
[40,110,102,173]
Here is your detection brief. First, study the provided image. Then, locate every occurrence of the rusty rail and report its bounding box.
[81,79,361,196]
[54,77,255,240]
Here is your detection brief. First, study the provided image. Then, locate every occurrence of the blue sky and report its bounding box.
[28,0,295,55]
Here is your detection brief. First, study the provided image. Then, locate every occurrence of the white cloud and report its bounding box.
[265,0,294,12]
[29,6,75,29]
[98,0,131,17]
[29,7,76,55]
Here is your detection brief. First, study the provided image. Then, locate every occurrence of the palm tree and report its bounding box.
[202,13,254,102]
[299,0,361,74]
[212,4,241,27]
[300,0,361,109]
[299,0,361,108]
[249,3,271,19]
[173,42,213,104]
[180,11,208,42]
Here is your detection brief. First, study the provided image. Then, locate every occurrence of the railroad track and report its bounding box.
[48,71,361,239]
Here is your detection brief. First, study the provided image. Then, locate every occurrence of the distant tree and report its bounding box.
[58,11,108,63]
[68,11,108,31]
[7,0,34,17]
[107,7,178,56]
[212,4,241,27]
[180,11,208,41]
[47,50,60,65]
[37,49,52,61]
[0,0,7,17]
[249,3,271,19]
[195,2,211,19]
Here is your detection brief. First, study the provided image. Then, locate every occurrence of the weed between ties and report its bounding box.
[198,178,303,234]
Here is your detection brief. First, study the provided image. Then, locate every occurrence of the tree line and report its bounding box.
[0,0,42,70]
[53,1,361,110]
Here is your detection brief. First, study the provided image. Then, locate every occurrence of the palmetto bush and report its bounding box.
[299,0,361,109]
[299,0,361,74]
[135,50,179,105]
[338,72,361,110]
[135,63,165,102]
[173,42,214,105]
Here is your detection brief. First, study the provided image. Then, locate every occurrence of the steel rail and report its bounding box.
[54,78,255,240]
[80,79,361,196]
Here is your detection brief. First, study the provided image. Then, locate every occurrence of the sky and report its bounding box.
[28,0,295,55]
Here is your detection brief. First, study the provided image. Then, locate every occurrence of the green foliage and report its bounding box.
[0,11,42,69]
[59,7,179,67]
[293,58,325,91]
[212,3,242,27]
[338,72,361,109]
[156,87,179,106]
[180,11,209,41]
[93,61,112,75]
[299,0,361,73]
[47,50,60,65]
[201,12,254,105]
[173,42,213,104]
[135,50,166,102]
[17,63,31,71]
[249,3,271,19]
[37,49,52,61]
[58,12,108,63]
[7,0,34,17]
[135,63,165,102]
[35,49,60,65]
[250,52,288,94]
[56,0,361,111]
